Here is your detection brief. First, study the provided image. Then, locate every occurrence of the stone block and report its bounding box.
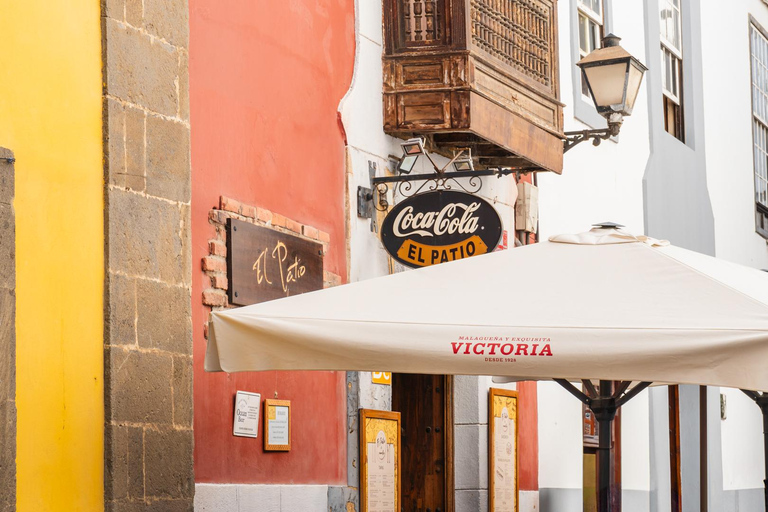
[125,106,146,190]
[144,428,194,499]
[125,0,143,26]
[172,356,193,428]
[108,273,136,346]
[455,489,488,511]
[109,348,173,424]
[105,424,144,501]
[146,116,190,202]
[107,498,193,512]
[0,203,15,289]
[237,485,281,512]
[178,50,189,121]
[280,485,328,511]
[0,149,14,205]
[0,400,16,509]
[102,0,124,20]
[194,484,237,512]
[105,18,179,117]
[0,289,14,403]
[105,98,127,185]
[454,424,487,490]
[108,190,183,282]
[180,203,192,286]
[327,486,358,512]
[136,279,191,354]
[143,0,189,47]
[454,375,480,424]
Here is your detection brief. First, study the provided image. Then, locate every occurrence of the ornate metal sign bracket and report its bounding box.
[367,167,538,212]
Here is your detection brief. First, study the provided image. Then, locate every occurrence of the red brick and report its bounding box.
[201,273,212,290]
[302,225,319,240]
[318,230,331,243]
[203,289,227,307]
[203,322,209,339]
[220,196,241,214]
[212,275,228,290]
[209,240,227,257]
[323,271,342,287]
[272,213,286,228]
[202,256,226,273]
[241,204,256,219]
[257,207,272,224]
[285,218,302,234]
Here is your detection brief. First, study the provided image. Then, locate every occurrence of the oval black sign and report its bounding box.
[380,190,503,268]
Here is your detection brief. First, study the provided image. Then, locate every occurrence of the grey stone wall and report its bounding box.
[102,0,193,510]
[0,149,15,511]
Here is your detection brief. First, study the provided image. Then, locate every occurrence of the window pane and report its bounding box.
[752,24,768,211]
[579,14,589,53]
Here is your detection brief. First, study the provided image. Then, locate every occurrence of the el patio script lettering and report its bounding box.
[252,240,307,293]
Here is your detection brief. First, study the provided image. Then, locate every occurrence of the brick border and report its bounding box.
[201,196,340,333]
[0,149,15,511]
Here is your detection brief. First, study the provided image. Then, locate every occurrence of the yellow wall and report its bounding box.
[0,0,104,510]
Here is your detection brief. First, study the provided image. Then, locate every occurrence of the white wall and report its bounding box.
[538,0,650,240]
[622,389,652,494]
[720,387,765,491]
[537,381,583,490]
[701,0,768,269]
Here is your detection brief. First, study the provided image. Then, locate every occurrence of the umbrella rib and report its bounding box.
[555,379,591,406]
[616,382,652,408]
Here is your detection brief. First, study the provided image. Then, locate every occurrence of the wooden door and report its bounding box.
[392,373,454,512]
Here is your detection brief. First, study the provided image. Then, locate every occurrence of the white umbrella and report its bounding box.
[206,226,768,393]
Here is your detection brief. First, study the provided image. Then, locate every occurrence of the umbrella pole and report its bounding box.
[593,381,618,512]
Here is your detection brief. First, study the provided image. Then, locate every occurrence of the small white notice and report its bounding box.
[233,390,261,438]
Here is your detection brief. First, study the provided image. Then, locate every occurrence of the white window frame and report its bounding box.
[750,20,768,237]
[660,0,683,105]
[577,0,604,100]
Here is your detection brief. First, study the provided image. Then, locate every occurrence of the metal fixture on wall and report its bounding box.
[357,34,647,217]
[564,34,648,152]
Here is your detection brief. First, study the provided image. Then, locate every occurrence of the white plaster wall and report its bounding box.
[621,389,652,494]
[720,387,765,490]
[537,0,650,240]
[701,0,768,269]
[698,0,768,494]
[537,381,583,490]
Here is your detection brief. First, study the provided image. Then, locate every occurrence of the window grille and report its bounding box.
[470,0,552,87]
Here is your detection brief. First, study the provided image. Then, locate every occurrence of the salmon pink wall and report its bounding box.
[517,381,539,491]
[190,0,355,483]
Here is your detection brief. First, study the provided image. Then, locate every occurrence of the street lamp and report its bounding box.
[565,34,648,152]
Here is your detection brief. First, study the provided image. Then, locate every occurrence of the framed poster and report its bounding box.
[263,399,291,451]
[489,388,518,512]
[360,409,401,512]
[233,390,261,438]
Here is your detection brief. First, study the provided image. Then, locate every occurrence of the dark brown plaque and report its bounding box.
[227,219,323,306]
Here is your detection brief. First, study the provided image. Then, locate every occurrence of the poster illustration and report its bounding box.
[360,409,400,512]
[490,389,518,512]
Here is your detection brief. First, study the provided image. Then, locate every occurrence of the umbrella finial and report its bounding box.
[592,221,624,229]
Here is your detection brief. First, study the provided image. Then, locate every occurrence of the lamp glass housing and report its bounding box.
[453,160,473,172]
[399,154,418,174]
[401,138,425,156]
[578,35,647,118]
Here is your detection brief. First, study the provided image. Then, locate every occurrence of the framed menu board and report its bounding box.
[489,388,518,512]
[360,409,401,512]
[263,399,291,451]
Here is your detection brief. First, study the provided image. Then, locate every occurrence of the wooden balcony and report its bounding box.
[383,0,564,173]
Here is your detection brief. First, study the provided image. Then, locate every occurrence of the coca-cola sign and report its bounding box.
[381,190,503,268]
